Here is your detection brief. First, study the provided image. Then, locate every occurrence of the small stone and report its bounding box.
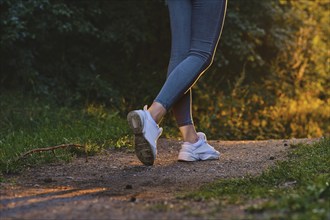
[43,178,55,183]
[125,184,133,189]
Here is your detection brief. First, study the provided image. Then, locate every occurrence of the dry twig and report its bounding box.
[16,144,88,162]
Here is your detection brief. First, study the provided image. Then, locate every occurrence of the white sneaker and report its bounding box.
[178,132,220,162]
[127,105,163,166]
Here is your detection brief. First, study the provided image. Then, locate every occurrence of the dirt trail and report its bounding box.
[0,138,317,220]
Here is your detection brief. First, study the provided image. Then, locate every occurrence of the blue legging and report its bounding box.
[154,0,227,127]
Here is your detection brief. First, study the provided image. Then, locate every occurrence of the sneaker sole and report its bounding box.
[178,152,198,162]
[178,152,220,162]
[199,153,220,161]
[127,111,155,166]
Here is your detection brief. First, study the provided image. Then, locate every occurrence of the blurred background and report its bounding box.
[1,0,329,140]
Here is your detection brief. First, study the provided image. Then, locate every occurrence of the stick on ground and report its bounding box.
[16,144,88,162]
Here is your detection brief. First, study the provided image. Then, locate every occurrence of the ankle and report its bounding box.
[179,125,199,143]
[148,110,162,124]
[182,129,199,143]
[184,135,199,144]
[147,102,166,124]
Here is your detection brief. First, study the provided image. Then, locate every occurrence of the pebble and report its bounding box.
[125,184,133,189]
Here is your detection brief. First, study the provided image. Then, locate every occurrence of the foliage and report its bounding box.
[193,0,330,139]
[0,0,169,108]
[0,0,329,139]
[183,137,330,220]
[0,92,131,174]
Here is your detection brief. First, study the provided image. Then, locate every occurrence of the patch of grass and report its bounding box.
[0,92,132,174]
[183,138,330,219]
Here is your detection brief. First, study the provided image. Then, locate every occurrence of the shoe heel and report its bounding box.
[127,111,143,134]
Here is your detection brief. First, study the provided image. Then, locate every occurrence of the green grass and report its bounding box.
[183,138,330,220]
[0,93,132,174]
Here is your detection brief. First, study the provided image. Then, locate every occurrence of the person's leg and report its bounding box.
[154,0,227,111]
[148,0,192,126]
[128,0,227,164]
[126,0,192,165]
[166,0,193,129]
[150,0,227,142]
[162,0,198,143]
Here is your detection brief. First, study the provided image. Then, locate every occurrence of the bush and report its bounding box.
[1,0,328,139]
